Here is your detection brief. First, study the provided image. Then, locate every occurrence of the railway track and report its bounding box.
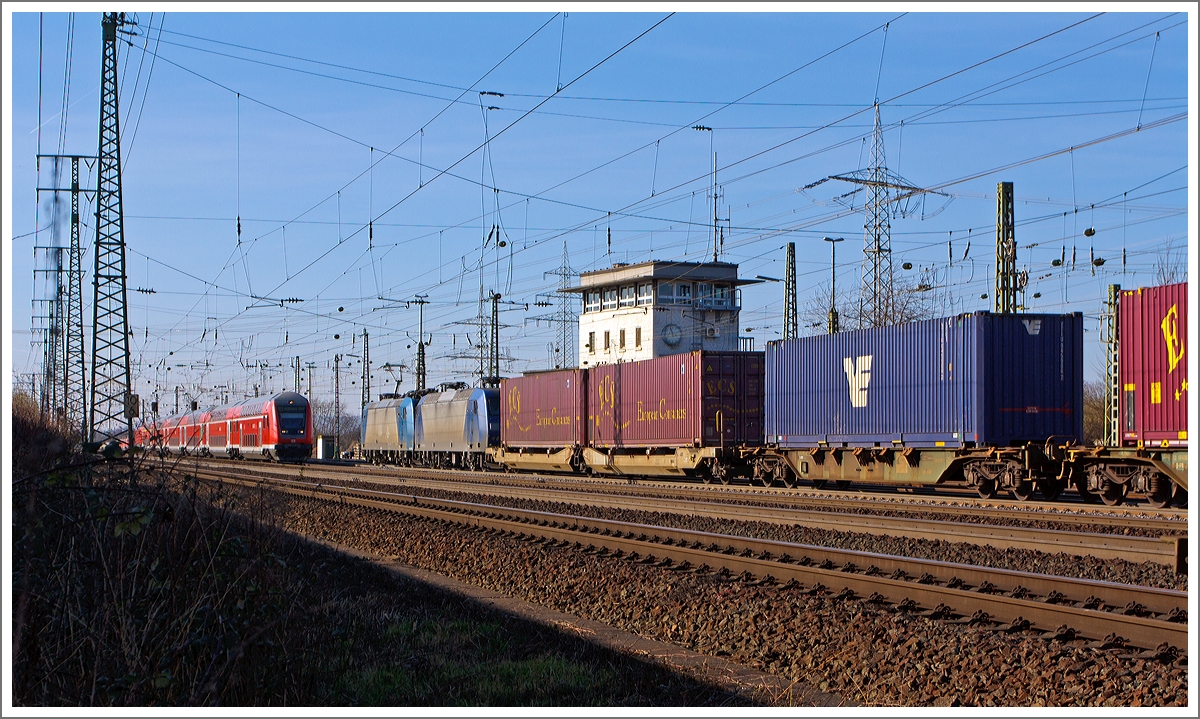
[189,464,1187,654]
[329,460,1187,523]
[179,459,1188,571]
[187,457,1187,530]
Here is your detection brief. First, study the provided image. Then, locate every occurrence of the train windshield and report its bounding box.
[279,409,307,435]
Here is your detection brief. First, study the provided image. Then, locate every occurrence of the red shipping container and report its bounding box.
[588,351,763,448]
[1118,282,1188,448]
[501,369,587,448]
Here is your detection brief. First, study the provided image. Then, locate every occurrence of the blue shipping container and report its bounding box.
[765,312,1083,448]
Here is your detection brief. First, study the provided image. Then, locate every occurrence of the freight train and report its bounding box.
[136,283,1187,508]
[358,288,1187,508]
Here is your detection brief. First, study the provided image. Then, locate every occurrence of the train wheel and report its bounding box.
[1011,481,1035,502]
[1148,475,1174,509]
[976,480,997,500]
[1073,477,1099,504]
[835,480,851,491]
[1172,484,1188,508]
[1038,478,1065,502]
[811,480,828,490]
[1100,479,1127,506]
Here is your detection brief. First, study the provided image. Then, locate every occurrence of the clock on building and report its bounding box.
[662,323,683,347]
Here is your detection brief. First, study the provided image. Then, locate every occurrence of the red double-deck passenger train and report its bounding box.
[134,391,313,461]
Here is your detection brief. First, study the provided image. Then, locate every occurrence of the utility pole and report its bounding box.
[412,295,428,391]
[824,237,844,334]
[305,362,316,398]
[485,292,501,388]
[333,354,341,453]
[994,181,1018,314]
[361,329,370,409]
[783,242,798,341]
[294,355,301,393]
[88,12,137,443]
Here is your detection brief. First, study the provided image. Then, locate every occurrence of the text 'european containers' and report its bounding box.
[588,351,764,448]
[500,369,587,448]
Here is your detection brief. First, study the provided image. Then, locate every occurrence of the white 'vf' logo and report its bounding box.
[843,355,873,408]
[1022,319,1042,335]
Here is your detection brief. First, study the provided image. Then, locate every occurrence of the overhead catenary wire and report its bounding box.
[98,13,1185,395]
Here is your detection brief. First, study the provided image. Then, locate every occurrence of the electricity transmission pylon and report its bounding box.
[824,104,944,328]
[88,12,136,443]
[531,242,579,369]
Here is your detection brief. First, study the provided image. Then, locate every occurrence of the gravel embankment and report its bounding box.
[265,489,1188,707]
[339,480,1188,592]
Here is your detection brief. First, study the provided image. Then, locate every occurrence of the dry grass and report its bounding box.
[11,393,754,707]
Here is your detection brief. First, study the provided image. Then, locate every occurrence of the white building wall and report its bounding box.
[580,304,739,366]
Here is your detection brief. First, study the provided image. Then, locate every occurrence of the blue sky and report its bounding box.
[6,8,1194,409]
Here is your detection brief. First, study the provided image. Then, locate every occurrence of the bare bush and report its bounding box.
[11,397,363,705]
[1082,380,1108,446]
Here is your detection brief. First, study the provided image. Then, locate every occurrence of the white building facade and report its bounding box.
[569,261,756,367]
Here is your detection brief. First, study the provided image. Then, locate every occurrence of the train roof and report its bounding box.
[154,391,309,425]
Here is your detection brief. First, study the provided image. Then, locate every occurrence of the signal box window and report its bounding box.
[585,291,601,313]
[602,288,618,310]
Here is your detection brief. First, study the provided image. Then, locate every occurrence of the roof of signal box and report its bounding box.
[563,260,764,293]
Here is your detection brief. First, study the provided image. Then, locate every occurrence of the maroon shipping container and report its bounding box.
[1118,282,1188,448]
[588,351,763,448]
[500,369,587,448]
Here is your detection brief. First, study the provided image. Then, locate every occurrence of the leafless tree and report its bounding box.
[311,397,362,451]
[800,275,936,336]
[1154,242,1185,286]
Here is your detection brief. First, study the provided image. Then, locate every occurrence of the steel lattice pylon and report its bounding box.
[783,242,798,341]
[1104,284,1121,447]
[65,157,87,438]
[88,13,135,443]
[994,181,1018,314]
[861,104,894,328]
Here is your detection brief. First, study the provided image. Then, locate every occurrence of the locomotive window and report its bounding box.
[279,409,307,435]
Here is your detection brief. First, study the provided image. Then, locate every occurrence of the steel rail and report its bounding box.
[193,467,1187,653]
[181,457,1187,532]
[350,475,1187,571]
[179,459,1187,569]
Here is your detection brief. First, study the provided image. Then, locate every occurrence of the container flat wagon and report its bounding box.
[755,312,1084,500]
[1065,282,1189,507]
[493,368,588,473]
[582,351,764,479]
